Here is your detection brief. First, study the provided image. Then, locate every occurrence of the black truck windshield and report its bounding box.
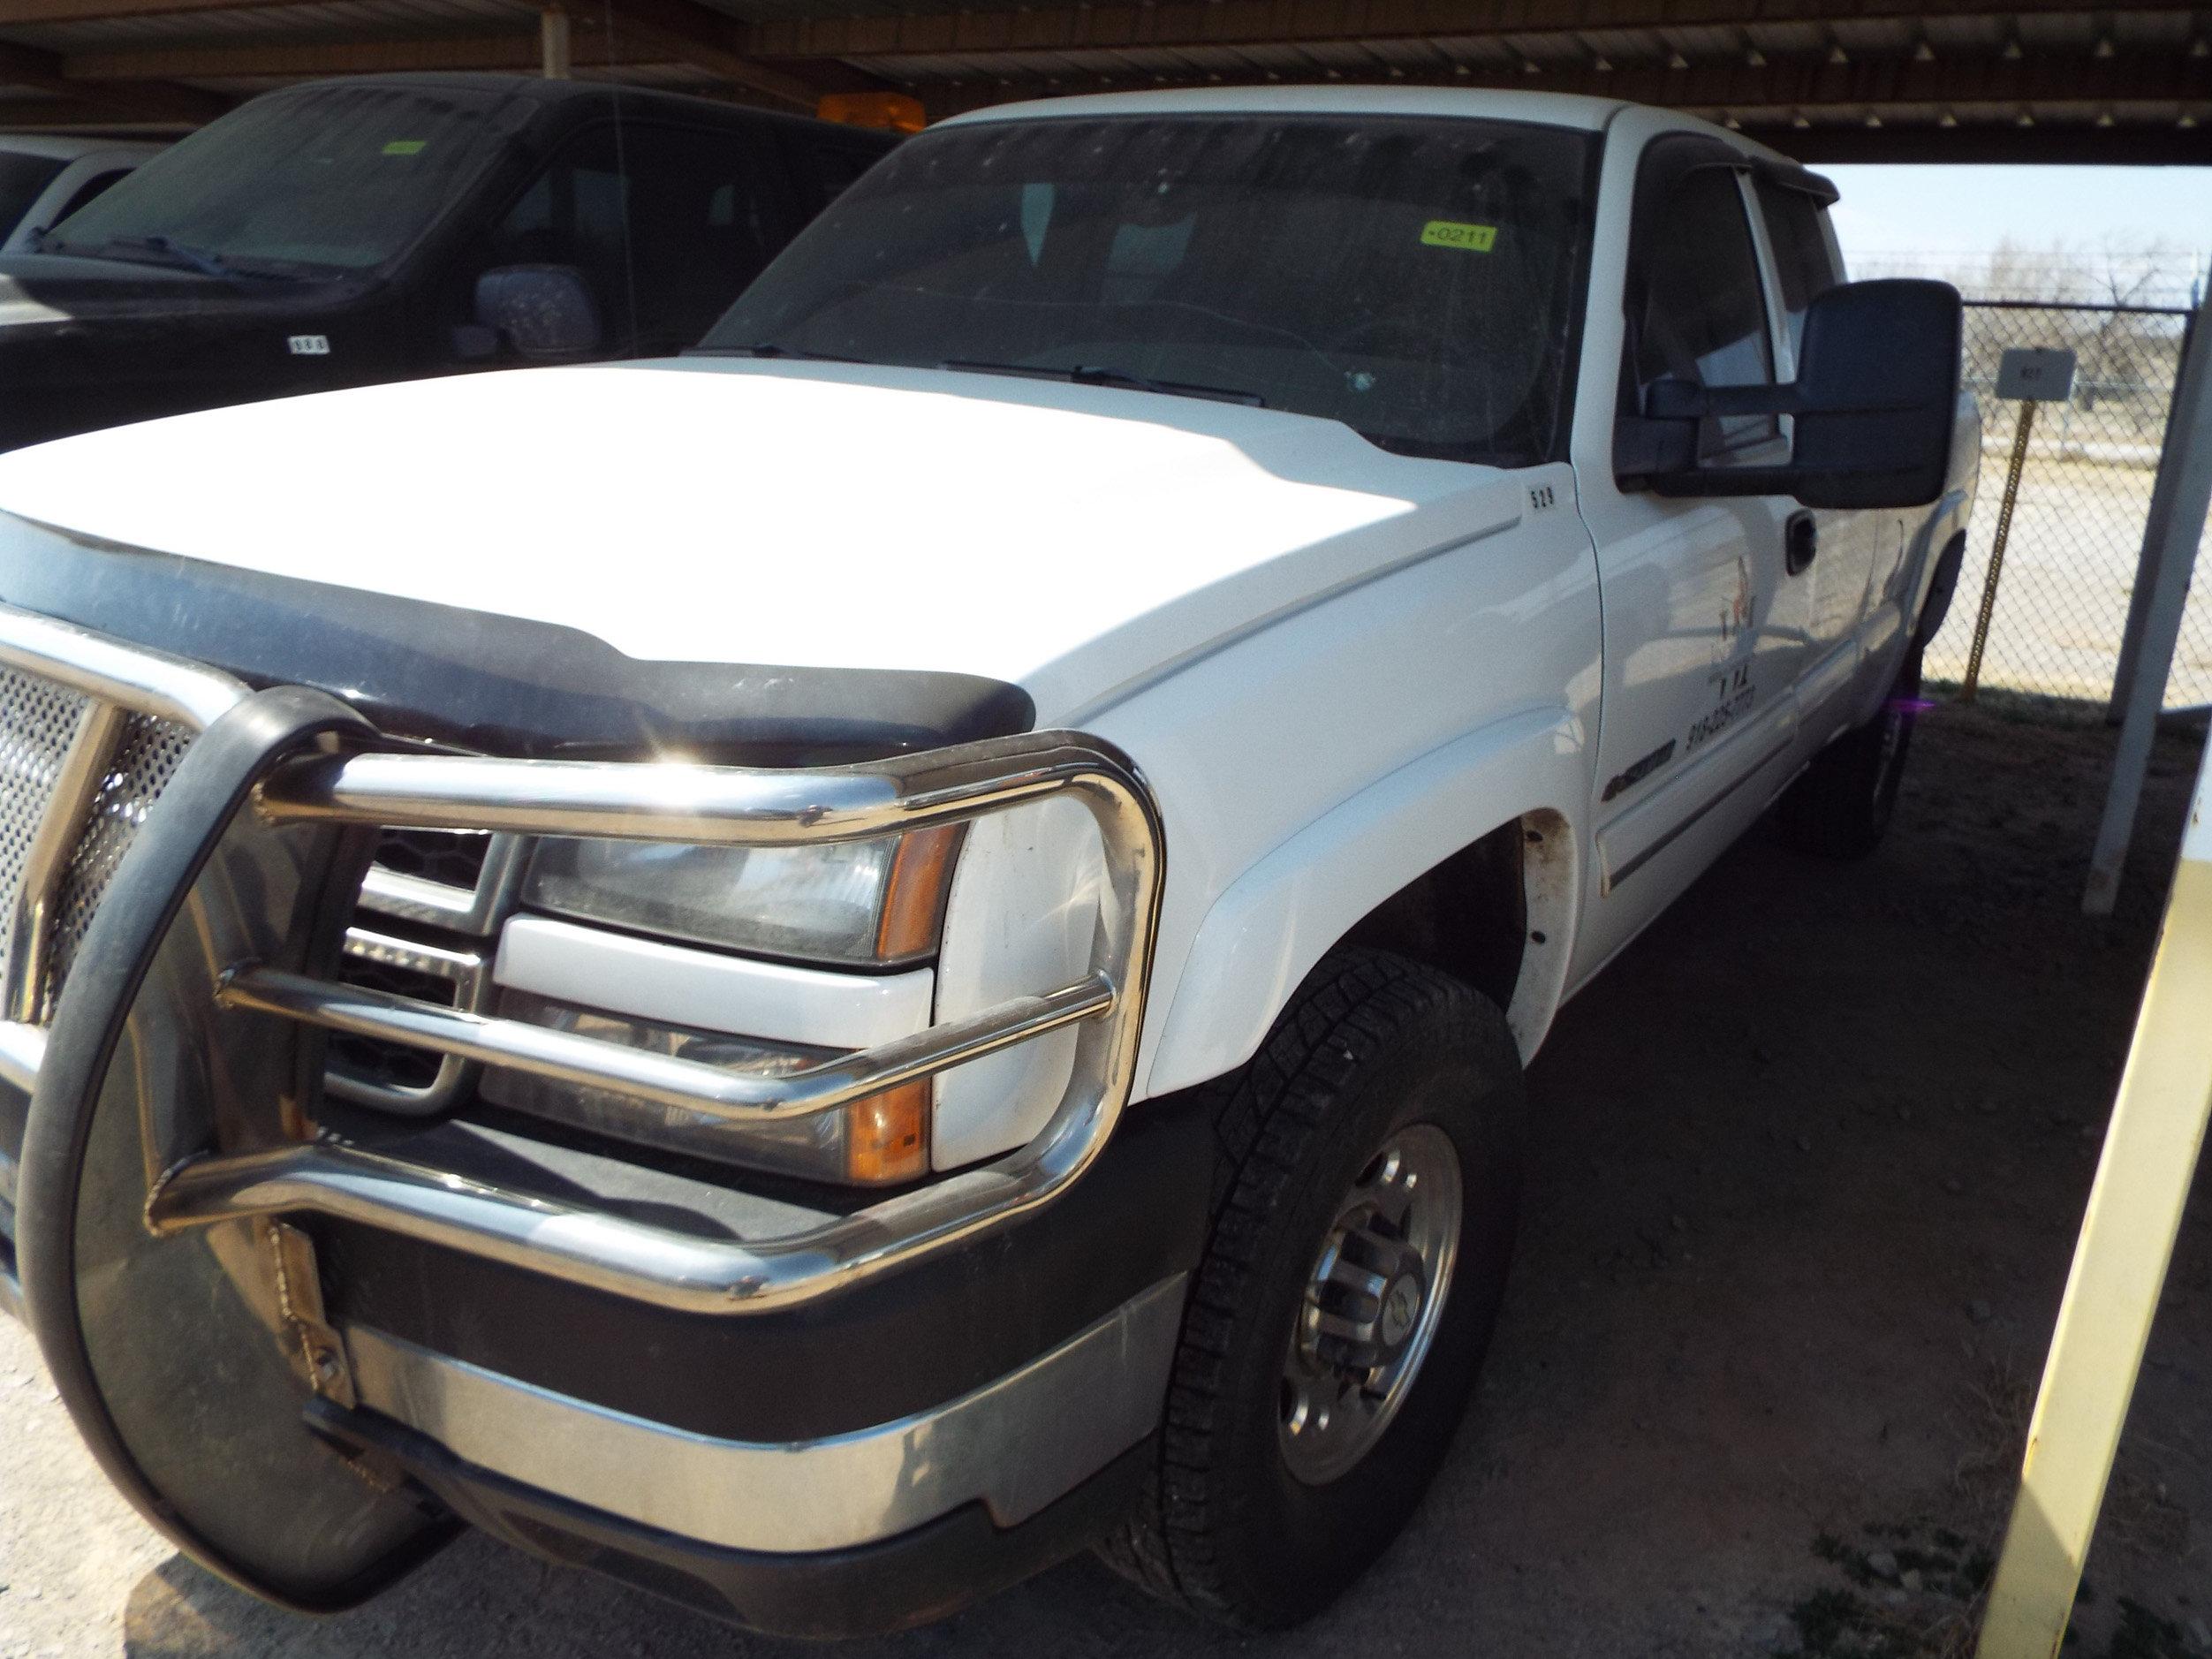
[46,84,507,274]
[702,114,1596,465]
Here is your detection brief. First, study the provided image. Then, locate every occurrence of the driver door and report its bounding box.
[1570,136,1814,979]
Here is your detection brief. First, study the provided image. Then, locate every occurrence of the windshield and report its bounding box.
[45,84,509,275]
[703,114,1596,464]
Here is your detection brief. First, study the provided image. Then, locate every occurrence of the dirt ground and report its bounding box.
[4,701,2209,1659]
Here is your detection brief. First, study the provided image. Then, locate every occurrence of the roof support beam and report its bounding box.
[588,0,830,107]
[0,0,356,21]
[0,37,227,125]
[917,44,2212,121]
[746,0,2206,62]
[7,0,887,117]
[64,27,671,84]
[0,95,196,132]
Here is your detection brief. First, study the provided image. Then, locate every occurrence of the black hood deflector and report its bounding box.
[0,512,1034,765]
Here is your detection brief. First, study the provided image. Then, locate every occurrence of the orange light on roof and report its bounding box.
[846,1082,931,1184]
[817,92,927,133]
[877,823,966,962]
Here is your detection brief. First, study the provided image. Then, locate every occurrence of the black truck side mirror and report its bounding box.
[1628,278,1964,511]
[473,264,604,360]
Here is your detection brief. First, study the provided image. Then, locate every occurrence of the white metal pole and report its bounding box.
[2107,313,2200,720]
[2085,300,2212,916]
[1979,739,2212,1656]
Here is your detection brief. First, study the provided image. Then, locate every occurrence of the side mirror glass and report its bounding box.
[1624,278,1963,511]
[474,264,603,360]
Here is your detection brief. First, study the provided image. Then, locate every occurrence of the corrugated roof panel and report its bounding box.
[1829,19,1920,54]
[1575,27,1670,66]
[2,0,519,54]
[1743,22,1832,58]
[2017,12,2102,48]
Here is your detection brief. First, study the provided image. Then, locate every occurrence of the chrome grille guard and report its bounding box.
[0,604,249,1090]
[3,601,1163,1316]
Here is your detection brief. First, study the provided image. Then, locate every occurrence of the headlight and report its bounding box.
[521,825,963,967]
[481,991,932,1186]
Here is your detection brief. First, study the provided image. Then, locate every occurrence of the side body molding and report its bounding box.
[1140,706,1587,1098]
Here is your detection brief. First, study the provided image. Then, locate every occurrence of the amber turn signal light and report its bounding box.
[846,1081,931,1184]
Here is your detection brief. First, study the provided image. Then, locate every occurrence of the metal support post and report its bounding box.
[2086,300,2212,916]
[2110,310,2201,722]
[1979,741,2212,1656]
[1961,401,2036,703]
[541,4,572,79]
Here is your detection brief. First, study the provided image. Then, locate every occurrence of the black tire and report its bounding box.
[1101,948,1525,1629]
[1776,644,1924,860]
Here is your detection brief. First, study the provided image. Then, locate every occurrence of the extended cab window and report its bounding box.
[1754,177,1843,360]
[703,116,1597,466]
[1632,165,1777,457]
[482,121,790,355]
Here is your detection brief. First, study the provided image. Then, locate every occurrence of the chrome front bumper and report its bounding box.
[348,1272,1187,1554]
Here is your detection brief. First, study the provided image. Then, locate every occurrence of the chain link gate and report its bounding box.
[1922,301,2212,709]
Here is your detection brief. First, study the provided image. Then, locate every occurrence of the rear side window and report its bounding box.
[0,153,66,239]
[801,141,881,216]
[1633,167,1776,456]
[46,168,133,231]
[481,121,791,354]
[1754,178,1842,360]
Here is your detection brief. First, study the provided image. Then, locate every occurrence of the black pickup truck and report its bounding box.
[0,74,894,451]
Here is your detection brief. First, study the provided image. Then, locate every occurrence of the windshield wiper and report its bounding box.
[93,235,297,283]
[691,340,867,364]
[938,359,1265,408]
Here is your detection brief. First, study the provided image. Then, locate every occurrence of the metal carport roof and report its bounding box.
[0,0,2208,161]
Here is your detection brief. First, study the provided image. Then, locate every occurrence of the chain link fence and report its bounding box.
[1920,301,2211,709]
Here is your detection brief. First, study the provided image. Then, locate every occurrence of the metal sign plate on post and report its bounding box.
[1996,346,2079,403]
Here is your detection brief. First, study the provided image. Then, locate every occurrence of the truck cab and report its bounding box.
[0,87,1973,1637]
[0,73,893,451]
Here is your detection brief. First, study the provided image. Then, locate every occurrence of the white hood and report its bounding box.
[0,358,1523,723]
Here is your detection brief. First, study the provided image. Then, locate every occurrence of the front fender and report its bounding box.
[1138,705,1587,1098]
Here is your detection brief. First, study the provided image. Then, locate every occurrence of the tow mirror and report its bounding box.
[1626,278,1963,511]
[473,263,603,360]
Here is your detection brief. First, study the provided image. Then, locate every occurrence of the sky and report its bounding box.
[1822,164,2212,306]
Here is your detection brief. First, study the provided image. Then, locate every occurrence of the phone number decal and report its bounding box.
[1686,686,1755,751]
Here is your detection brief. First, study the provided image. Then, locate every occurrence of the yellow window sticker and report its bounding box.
[1420,220,1496,252]
[383,140,428,156]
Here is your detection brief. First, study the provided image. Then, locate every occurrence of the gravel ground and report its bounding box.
[4,701,2209,1659]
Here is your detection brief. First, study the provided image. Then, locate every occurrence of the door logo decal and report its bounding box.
[1690,556,1759,752]
[1719,553,1752,648]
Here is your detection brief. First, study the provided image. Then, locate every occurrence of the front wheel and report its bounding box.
[1101,948,1525,1629]
[1777,644,1924,860]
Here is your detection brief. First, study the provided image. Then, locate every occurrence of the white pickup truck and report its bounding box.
[0,87,1973,1635]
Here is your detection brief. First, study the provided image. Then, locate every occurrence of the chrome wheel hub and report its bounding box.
[1278,1123,1463,1486]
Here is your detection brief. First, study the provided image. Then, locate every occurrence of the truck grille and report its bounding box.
[49,715,194,998]
[0,664,194,1017]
